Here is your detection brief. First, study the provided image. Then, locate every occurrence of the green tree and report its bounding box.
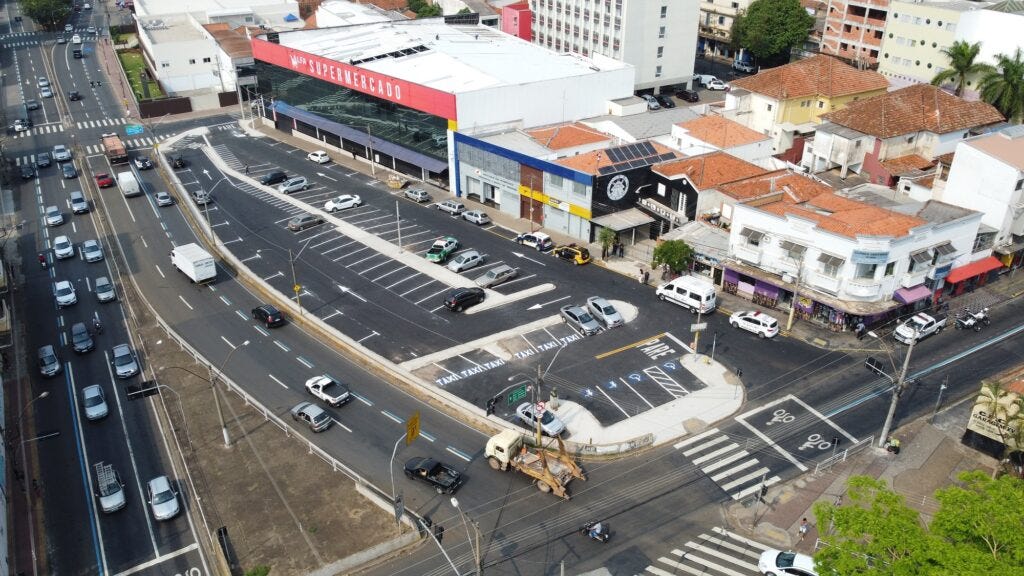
[931,41,993,97]
[933,471,1024,569]
[732,0,814,66]
[651,240,694,274]
[409,0,442,18]
[597,227,616,259]
[979,48,1024,123]
[22,0,69,31]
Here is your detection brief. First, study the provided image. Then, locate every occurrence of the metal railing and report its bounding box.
[813,435,874,476]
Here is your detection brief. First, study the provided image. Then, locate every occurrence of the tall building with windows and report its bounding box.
[530,0,699,92]
[820,0,890,66]
[698,0,753,60]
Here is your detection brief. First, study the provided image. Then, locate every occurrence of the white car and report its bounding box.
[307,150,331,164]
[515,402,566,436]
[82,239,104,263]
[324,194,362,212]
[758,549,818,576]
[52,144,72,161]
[514,231,554,251]
[53,235,75,259]
[729,310,780,338]
[304,375,352,407]
[72,34,82,44]
[462,210,491,225]
[45,205,64,226]
[40,87,54,98]
[81,385,109,420]
[54,280,78,307]
[706,79,730,91]
[64,24,73,32]
[38,77,50,88]
[146,476,180,521]
[86,26,96,34]
[586,296,623,328]
[446,250,483,272]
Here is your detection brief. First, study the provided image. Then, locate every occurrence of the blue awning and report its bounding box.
[284,13,299,22]
[272,101,449,174]
[893,284,932,305]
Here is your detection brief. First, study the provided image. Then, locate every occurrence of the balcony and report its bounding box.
[900,270,928,289]
[733,244,762,265]
[844,279,881,298]
[809,272,842,294]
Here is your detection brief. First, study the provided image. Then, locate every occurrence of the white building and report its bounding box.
[955,1,1024,97]
[669,115,774,165]
[314,0,401,27]
[529,0,700,92]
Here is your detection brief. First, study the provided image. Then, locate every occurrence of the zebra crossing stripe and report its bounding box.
[673,427,719,450]
[731,476,781,500]
[685,534,765,559]
[668,549,750,576]
[644,565,679,576]
[683,434,729,458]
[691,442,740,465]
[710,526,771,548]
[719,466,771,492]
[653,556,718,576]
[709,457,759,482]
[701,449,750,474]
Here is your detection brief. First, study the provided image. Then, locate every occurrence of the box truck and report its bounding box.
[170,243,216,283]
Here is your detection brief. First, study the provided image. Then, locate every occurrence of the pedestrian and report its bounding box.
[855,321,865,340]
[798,518,809,540]
[661,263,670,281]
[638,269,645,284]
[244,165,249,175]
[618,242,625,258]
[643,269,650,285]
[601,245,608,260]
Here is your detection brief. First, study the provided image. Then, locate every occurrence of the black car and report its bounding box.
[134,156,153,170]
[61,163,77,179]
[170,156,187,169]
[25,100,40,110]
[655,94,676,109]
[259,170,287,185]
[36,152,52,168]
[68,90,81,101]
[252,304,285,328]
[20,164,35,179]
[444,287,485,312]
[675,89,699,103]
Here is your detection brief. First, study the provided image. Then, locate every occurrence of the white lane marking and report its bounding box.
[296,356,313,369]
[682,435,729,457]
[111,543,200,576]
[419,431,436,442]
[350,393,373,407]
[674,427,720,450]
[154,264,165,278]
[219,295,232,306]
[620,376,655,409]
[234,310,248,321]
[446,447,471,462]
[178,295,193,310]
[221,336,237,349]
[594,384,630,417]
[268,374,288,389]
[381,410,403,424]
[253,325,270,337]
[331,418,353,432]
[322,309,343,321]
[710,458,759,482]
[735,395,809,471]
[274,340,290,352]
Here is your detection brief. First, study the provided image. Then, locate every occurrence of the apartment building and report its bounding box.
[820,0,889,66]
[697,0,753,60]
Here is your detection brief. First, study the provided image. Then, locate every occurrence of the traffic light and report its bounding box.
[434,524,444,542]
[865,357,885,377]
[485,397,497,416]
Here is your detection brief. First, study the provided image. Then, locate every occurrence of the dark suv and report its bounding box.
[252,304,285,327]
[259,170,287,185]
[675,89,699,103]
[444,287,485,312]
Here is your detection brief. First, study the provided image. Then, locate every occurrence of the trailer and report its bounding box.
[101,133,128,164]
[484,430,585,499]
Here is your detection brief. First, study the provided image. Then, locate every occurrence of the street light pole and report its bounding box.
[451,497,482,575]
[4,391,50,448]
[879,330,916,448]
[289,238,315,316]
[209,340,249,447]
[389,432,406,534]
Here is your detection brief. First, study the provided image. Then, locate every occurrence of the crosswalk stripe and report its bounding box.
[655,556,721,576]
[680,543,759,570]
[674,427,720,450]
[719,466,771,492]
[691,442,738,465]
[709,457,759,482]
[710,526,773,549]
[732,476,781,500]
[682,434,728,457]
[645,566,677,576]
[701,449,750,474]
[686,534,765,559]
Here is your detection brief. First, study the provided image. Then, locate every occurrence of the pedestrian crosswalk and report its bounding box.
[2,41,40,48]
[645,527,771,576]
[9,124,66,138]
[14,137,160,166]
[76,118,130,129]
[0,32,38,39]
[674,428,782,501]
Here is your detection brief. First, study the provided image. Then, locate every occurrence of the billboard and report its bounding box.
[966,368,1024,451]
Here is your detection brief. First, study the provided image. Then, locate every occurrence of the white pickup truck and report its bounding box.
[894,313,946,344]
[304,375,352,407]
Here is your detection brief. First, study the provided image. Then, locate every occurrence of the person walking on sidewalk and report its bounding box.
[798,517,809,540]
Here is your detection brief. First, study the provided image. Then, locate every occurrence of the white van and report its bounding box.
[694,74,719,88]
[72,34,82,45]
[656,275,717,313]
[117,170,142,197]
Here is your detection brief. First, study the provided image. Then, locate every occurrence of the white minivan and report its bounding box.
[656,275,717,314]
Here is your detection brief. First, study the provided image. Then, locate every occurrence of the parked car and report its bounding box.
[404,188,432,203]
[640,94,660,110]
[324,194,361,212]
[54,280,78,307]
[729,310,780,338]
[586,296,623,328]
[560,304,602,336]
[71,322,95,353]
[94,276,116,302]
[515,402,566,436]
[277,176,309,194]
[462,210,491,225]
[94,172,115,187]
[552,244,591,265]
[81,385,108,420]
[287,213,324,231]
[437,199,466,215]
[70,190,89,214]
[514,231,554,251]
[307,150,330,164]
[252,304,285,328]
[133,155,153,170]
[446,250,483,272]
[758,549,818,576]
[443,287,485,312]
[111,344,140,378]
[154,191,174,206]
[655,94,676,109]
[475,264,517,288]
[53,235,74,259]
[61,163,78,179]
[146,476,180,521]
[733,60,756,73]
[706,79,730,91]
[25,99,40,110]
[290,401,332,432]
[258,170,287,185]
[38,344,61,377]
[82,239,104,262]
[45,205,64,226]
[425,236,459,263]
[304,375,352,407]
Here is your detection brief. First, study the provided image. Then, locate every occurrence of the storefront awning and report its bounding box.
[910,250,932,264]
[726,260,898,316]
[945,256,1003,284]
[893,284,932,305]
[590,208,655,231]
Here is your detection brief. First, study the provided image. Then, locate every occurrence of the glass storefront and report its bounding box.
[254,61,449,161]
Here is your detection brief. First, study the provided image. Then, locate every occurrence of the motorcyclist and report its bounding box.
[38,252,47,268]
[589,522,603,539]
[93,317,103,334]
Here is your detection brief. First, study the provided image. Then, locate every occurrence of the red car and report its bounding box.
[94,173,114,188]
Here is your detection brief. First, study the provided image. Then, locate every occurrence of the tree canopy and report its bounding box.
[931,41,993,97]
[22,0,69,31]
[651,240,694,274]
[978,48,1024,124]
[732,0,814,66]
[812,473,1024,576]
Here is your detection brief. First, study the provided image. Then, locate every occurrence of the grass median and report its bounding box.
[116,49,165,99]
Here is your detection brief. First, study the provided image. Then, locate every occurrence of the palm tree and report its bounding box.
[973,380,1024,477]
[978,48,1024,123]
[931,40,993,97]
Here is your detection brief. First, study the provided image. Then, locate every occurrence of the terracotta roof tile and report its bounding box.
[880,154,934,175]
[719,170,831,201]
[729,55,889,100]
[556,141,679,174]
[676,116,768,148]
[757,191,927,239]
[527,123,612,150]
[652,152,767,188]
[822,84,1005,138]
[202,24,253,59]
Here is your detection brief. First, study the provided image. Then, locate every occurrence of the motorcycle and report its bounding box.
[955,307,990,332]
[579,520,610,543]
[38,252,47,270]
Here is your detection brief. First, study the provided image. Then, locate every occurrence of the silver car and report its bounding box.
[560,304,601,336]
[146,476,180,521]
[447,250,483,272]
[474,264,518,288]
[95,276,116,302]
[38,344,62,377]
[404,188,432,203]
[515,402,566,436]
[54,280,78,307]
[53,235,74,259]
[52,144,71,161]
[81,385,108,420]
[586,296,623,328]
[82,239,104,262]
[45,205,64,226]
[462,210,491,225]
[290,401,332,432]
[111,344,140,378]
[155,191,174,206]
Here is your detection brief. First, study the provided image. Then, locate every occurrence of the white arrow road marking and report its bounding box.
[511,251,546,266]
[316,172,337,182]
[527,295,571,310]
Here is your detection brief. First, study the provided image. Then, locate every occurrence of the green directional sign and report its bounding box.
[507,385,527,406]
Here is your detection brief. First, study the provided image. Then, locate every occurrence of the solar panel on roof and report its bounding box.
[607,148,624,163]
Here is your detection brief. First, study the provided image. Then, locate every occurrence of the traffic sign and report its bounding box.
[125,124,144,136]
[393,493,404,525]
[507,385,527,406]
[690,323,707,332]
[293,284,302,294]
[405,411,420,446]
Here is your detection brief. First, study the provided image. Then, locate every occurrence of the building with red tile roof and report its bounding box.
[671,116,773,163]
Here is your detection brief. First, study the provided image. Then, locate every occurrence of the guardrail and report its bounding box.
[813,435,874,476]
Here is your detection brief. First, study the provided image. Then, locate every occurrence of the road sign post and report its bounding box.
[507,385,527,406]
[406,411,420,446]
[393,493,404,525]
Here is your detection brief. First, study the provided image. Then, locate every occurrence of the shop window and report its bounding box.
[856,263,877,279]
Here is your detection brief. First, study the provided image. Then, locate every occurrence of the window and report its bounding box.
[657,46,663,58]
[818,101,825,109]
[779,240,807,260]
[767,103,773,111]
[908,250,931,272]
[732,1,739,7]
[189,58,196,64]
[818,253,845,277]
[1016,178,1023,191]
[655,65,662,78]
[658,26,665,38]
[856,263,877,279]
[661,6,667,17]
[884,262,895,276]
[739,228,765,247]
[203,57,212,63]
[718,16,725,24]
[161,61,170,68]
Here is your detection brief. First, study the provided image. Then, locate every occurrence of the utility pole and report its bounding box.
[534,364,543,446]
[879,330,916,447]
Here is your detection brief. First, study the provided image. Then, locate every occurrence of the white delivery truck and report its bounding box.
[117,170,141,197]
[170,243,216,283]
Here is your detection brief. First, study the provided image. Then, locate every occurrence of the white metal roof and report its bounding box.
[272,19,630,94]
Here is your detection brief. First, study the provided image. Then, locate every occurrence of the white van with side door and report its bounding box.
[656,275,717,314]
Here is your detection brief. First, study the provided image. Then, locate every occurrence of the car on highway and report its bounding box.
[94,276,116,302]
[111,344,140,378]
[474,264,517,288]
[462,210,491,225]
[57,35,66,44]
[38,345,61,377]
[287,213,324,232]
[20,164,34,180]
[252,304,285,328]
[323,194,361,212]
[70,190,89,214]
[587,296,623,328]
[61,163,78,179]
[82,239,104,262]
[706,79,730,91]
[404,188,432,203]
[81,385,108,420]
[446,250,483,272]
[560,304,601,336]
[53,144,71,162]
[146,476,180,521]
[36,152,52,168]
[37,76,49,88]
[133,155,154,170]
[305,375,352,407]
[25,99,40,110]
[758,549,818,576]
[290,401,332,432]
[71,322,94,353]
[552,244,591,265]
[53,235,74,259]
[64,24,73,32]
[68,90,81,101]
[425,236,459,263]
[54,280,78,307]
[45,205,64,226]
[277,176,309,194]
[94,172,115,187]
[307,150,330,164]
[87,25,96,34]
[71,34,82,44]
[258,170,287,185]
[403,457,464,494]
[515,402,566,436]
[514,231,554,251]
[729,310,780,338]
[154,191,174,206]
[443,287,485,312]
[437,199,466,215]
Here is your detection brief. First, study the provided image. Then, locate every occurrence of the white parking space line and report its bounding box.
[330,418,353,432]
[347,252,381,267]
[358,260,392,275]
[111,543,199,576]
[322,308,343,320]
[372,267,406,282]
[415,287,449,305]
[357,331,379,343]
[263,271,284,281]
[595,383,630,417]
[311,235,345,249]
[619,376,656,409]
[386,272,421,290]
[332,246,369,262]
